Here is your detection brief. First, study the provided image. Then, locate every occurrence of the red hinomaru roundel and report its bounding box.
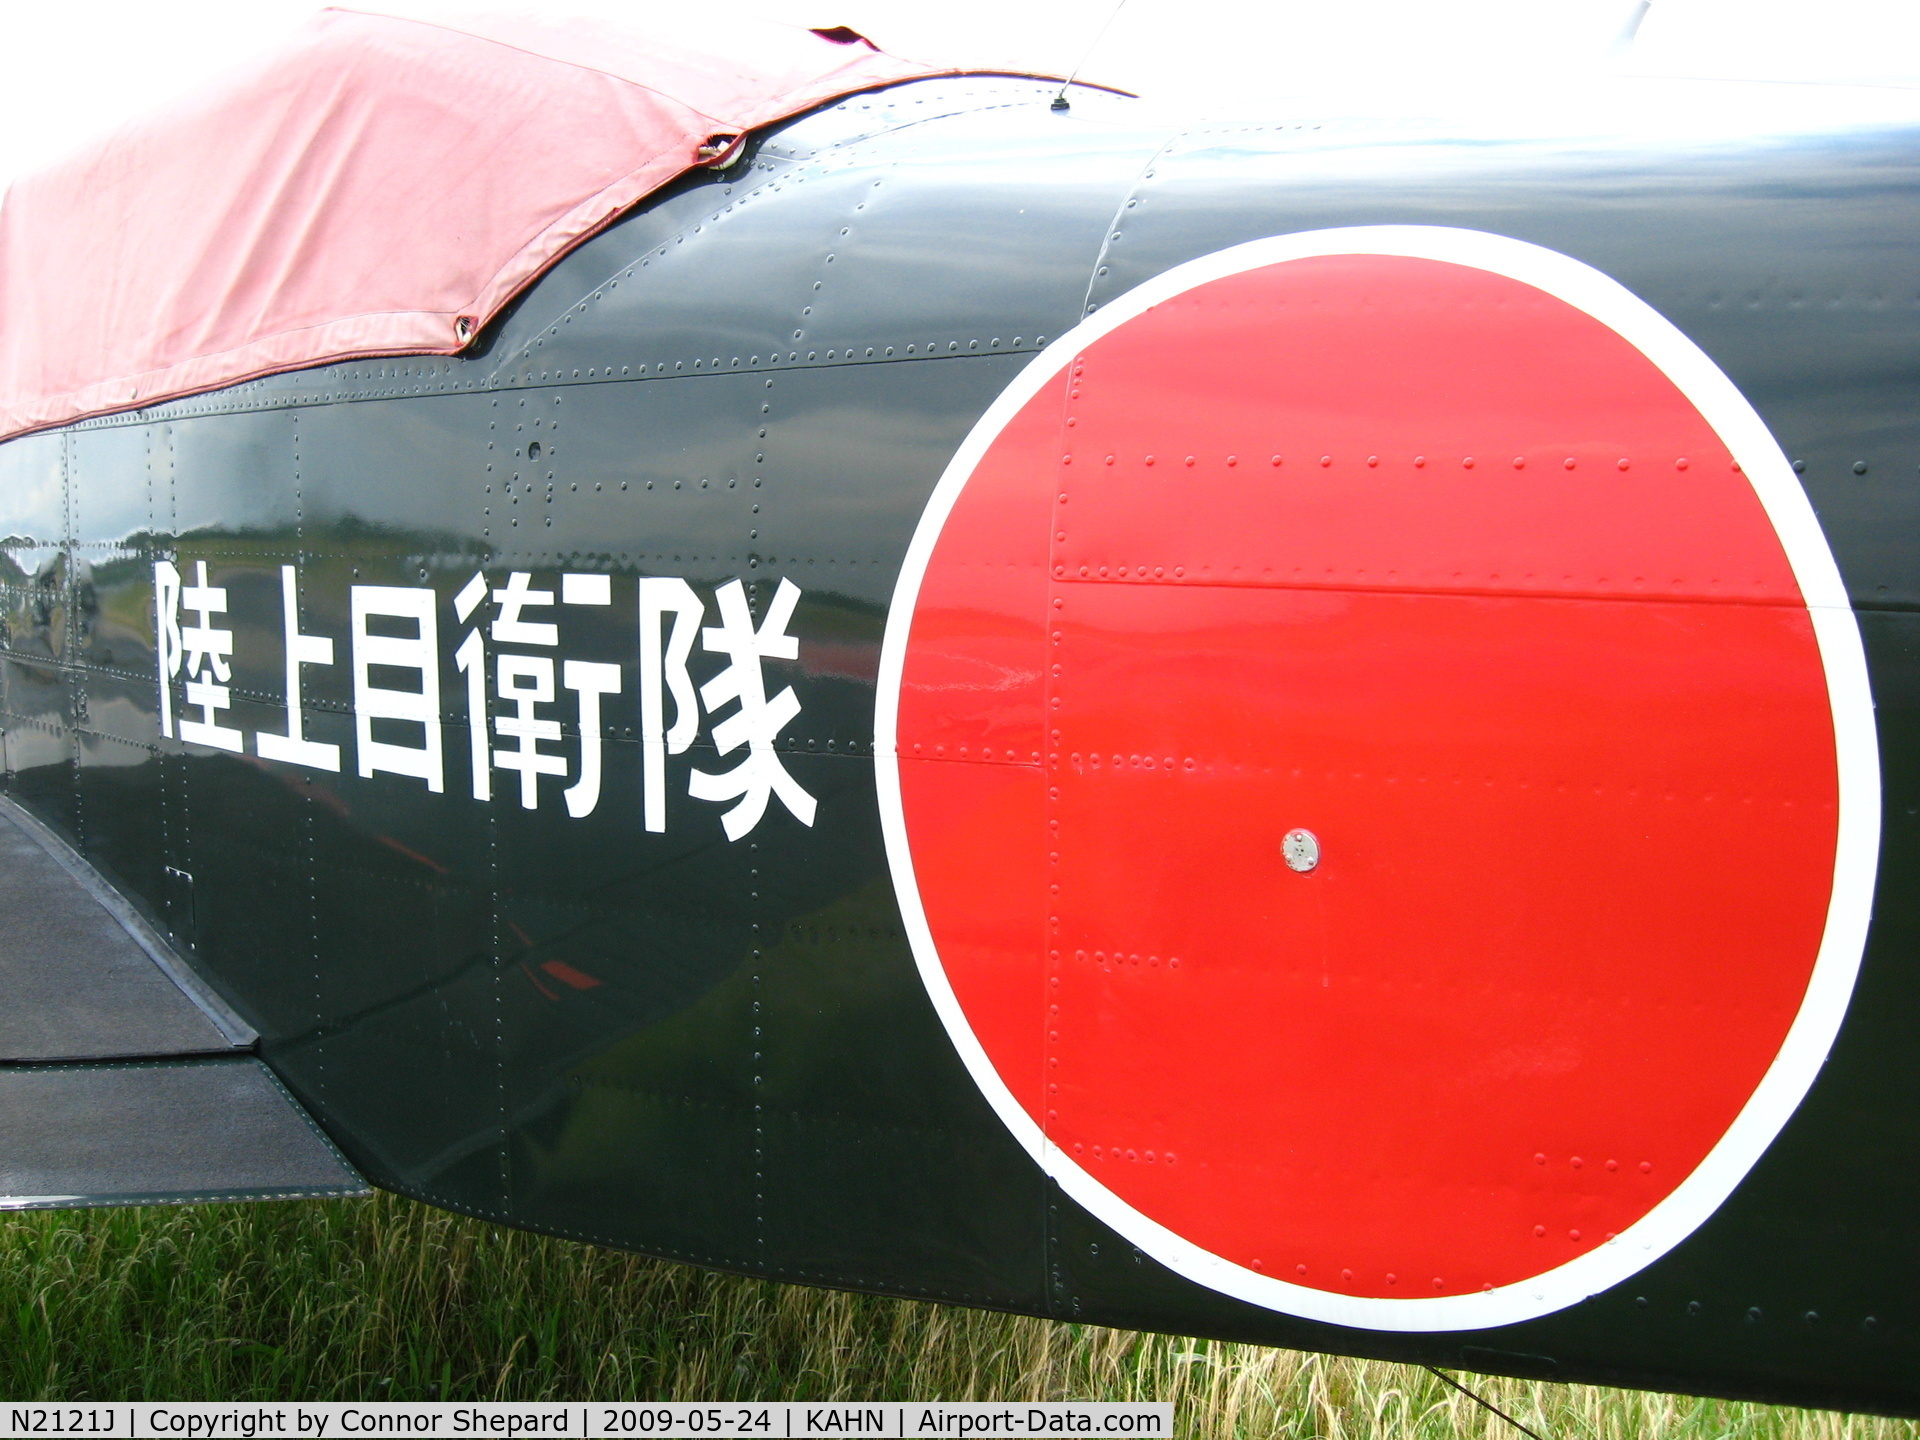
[874,227,1879,1332]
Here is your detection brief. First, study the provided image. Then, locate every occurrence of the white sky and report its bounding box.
[1,0,1918,195]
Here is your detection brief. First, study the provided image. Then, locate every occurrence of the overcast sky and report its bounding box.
[2,0,1918,195]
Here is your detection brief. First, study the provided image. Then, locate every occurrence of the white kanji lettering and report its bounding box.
[143,565,818,838]
[153,560,182,739]
[453,572,490,801]
[485,571,563,810]
[452,570,619,814]
[493,654,566,808]
[178,560,241,753]
[687,578,816,841]
[256,565,339,771]
[491,570,557,646]
[351,585,443,792]
[561,573,610,606]
[638,576,704,833]
[560,574,616,819]
[562,660,622,819]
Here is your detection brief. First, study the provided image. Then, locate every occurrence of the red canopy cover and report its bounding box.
[0,9,1005,442]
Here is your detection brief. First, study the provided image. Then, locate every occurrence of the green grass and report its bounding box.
[0,1194,1914,1438]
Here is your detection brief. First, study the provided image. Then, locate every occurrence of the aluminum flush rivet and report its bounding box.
[1282,828,1320,873]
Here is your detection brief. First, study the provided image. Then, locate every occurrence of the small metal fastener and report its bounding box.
[1282,828,1320,873]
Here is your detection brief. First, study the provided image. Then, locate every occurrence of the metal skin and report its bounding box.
[2,74,1919,1412]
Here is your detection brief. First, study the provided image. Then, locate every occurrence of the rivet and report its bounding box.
[1853,460,1868,474]
[1639,1161,1652,1173]
[1319,455,1332,467]
[1105,455,1115,465]
[1342,1269,1352,1282]
[1570,1230,1581,1241]
[1564,457,1576,470]
[1145,455,1156,466]
[1296,1264,1307,1275]
[1534,1225,1546,1237]
[1227,455,1238,466]
[1366,455,1378,467]
[1271,455,1283,466]
[1282,828,1319,872]
[1618,458,1631,470]
[1793,459,1806,473]
[1463,456,1475,469]
[1413,454,1426,468]
[1571,1156,1583,1168]
[1534,1153,1546,1165]
[1513,456,1526,469]
[1183,455,1195,466]
[1677,457,1690,470]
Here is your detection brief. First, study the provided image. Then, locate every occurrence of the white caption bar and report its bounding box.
[0,1401,1173,1439]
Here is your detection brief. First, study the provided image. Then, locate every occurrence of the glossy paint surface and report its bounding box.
[895,246,1850,1310]
[0,75,1918,1413]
